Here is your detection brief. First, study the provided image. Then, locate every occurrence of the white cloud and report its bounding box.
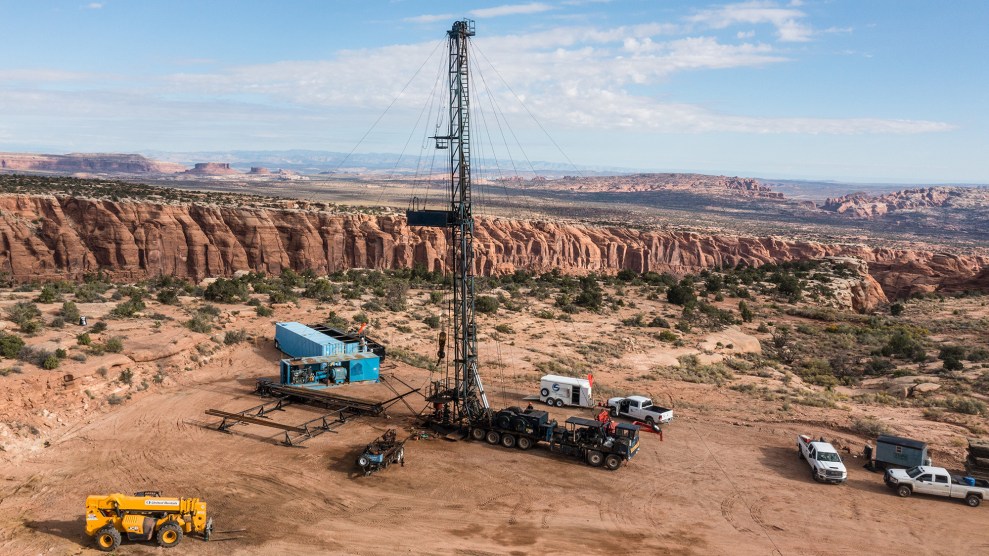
[85,2,104,9]
[737,30,755,38]
[470,3,553,18]
[688,1,813,42]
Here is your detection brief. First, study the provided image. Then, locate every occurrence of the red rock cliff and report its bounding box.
[0,195,985,299]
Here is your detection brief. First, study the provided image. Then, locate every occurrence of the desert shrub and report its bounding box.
[647,316,670,328]
[852,416,892,437]
[41,354,60,370]
[6,301,41,331]
[890,302,904,316]
[969,348,989,363]
[941,396,987,416]
[58,301,81,323]
[621,313,645,327]
[666,281,695,306]
[667,355,734,385]
[739,301,754,323]
[880,329,927,362]
[795,358,838,388]
[104,337,124,353]
[255,305,274,317]
[475,296,499,314]
[423,315,441,329]
[494,323,514,334]
[186,315,213,333]
[109,298,145,318]
[91,321,107,333]
[107,394,124,405]
[0,333,25,358]
[118,369,133,385]
[658,330,678,342]
[224,329,248,345]
[384,282,409,312]
[429,291,445,304]
[534,309,555,320]
[204,279,249,303]
[324,311,348,329]
[864,357,895,375]
[302,278,337,302]
[156,289,180,305]
[76,333,92,346]
[352,312,368,324]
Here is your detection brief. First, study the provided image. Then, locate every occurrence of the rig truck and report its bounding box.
[85,491,212,551]
[469,406,640,470]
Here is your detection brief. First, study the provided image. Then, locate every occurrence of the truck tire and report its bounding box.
[470,428,486,441]
[157,522,183,548]
[610,407,618,417]
[966,493,981,507]
[95,526,121,552]
[811,467,820,482]
[554,398,564,408]
[545,397,555,406]
[646,416,656,426]
[500,434,516,448]
[358,455,370,468]
[517,436,533,450]
[897,485,911,498]
[540,388,550,397]
[587,451,604,467]
[486,430,501,445]
[797,447,803,460]
[604,454,622,471]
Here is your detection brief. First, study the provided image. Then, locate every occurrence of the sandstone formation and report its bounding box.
[821,187,969,218]
[248,167,271,175]
[0,153,185,174]
[0,195,985,302]
[183,162,240,176]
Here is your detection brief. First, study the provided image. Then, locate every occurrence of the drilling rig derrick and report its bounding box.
[407,19,490,428]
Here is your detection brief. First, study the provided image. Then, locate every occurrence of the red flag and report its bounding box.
[587,373,593,387]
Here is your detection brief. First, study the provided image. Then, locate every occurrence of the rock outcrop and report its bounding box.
[0,153,185,174]
[822,187,967,218]
[0,195,985,301]
[183,163,240,176]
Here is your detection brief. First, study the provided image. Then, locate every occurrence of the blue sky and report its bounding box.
[0,1,986,182]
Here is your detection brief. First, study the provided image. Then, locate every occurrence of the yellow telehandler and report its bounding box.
[85,491,212,551]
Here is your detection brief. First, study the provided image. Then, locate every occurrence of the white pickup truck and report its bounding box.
[606,396,673,426]
[884,465,989,507]
[797,434,848,484]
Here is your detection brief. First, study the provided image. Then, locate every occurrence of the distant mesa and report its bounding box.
[0,152,184,174]
[248,166,271,175]
[183,162,240,176]
[500,173,784,199]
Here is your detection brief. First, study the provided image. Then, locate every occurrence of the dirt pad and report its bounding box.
[2,353,988,555]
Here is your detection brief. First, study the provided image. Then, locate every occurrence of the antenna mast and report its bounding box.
[408,19,489,425]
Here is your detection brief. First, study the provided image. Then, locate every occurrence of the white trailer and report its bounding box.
[539,375,594,408]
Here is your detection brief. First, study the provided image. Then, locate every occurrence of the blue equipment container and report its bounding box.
[274,322,346,358]
[279,352,381,389]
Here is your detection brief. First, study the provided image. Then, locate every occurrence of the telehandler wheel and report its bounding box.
[517,436,533,450]
[470,428,486,441]
[95,526,121,552]
[500,434,516,448]
[897,485,912,498]
[966,494,981,507]
[604,454,622,471]
[587,451,604,467]
[157,522,183,548]
[486,430,501,445]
